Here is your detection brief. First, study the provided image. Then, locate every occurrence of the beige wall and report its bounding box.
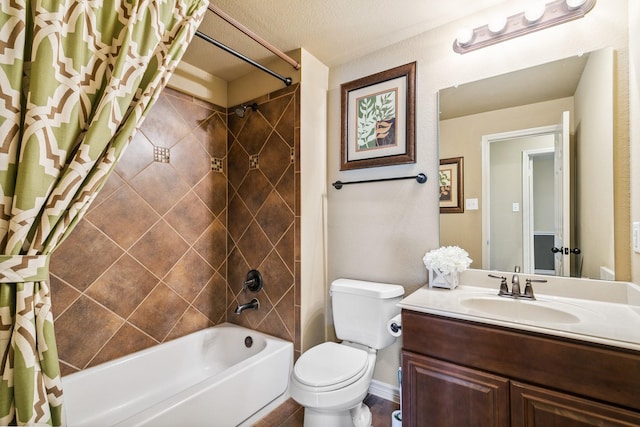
[574,48,617,279]
[328,0,630,386]
[630,1,640,280]
[299,50,330,352]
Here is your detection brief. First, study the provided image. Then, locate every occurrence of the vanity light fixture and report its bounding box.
[453,0,596,54]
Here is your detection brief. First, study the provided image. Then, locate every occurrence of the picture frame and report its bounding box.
[340,62,416,170]
[439,157,464,213]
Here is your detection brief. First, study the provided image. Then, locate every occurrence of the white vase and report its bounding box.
[428,268,459,289]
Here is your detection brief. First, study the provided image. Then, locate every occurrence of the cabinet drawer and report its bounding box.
[511,381,640,427]
[402,350,510,427]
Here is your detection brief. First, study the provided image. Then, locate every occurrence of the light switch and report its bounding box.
[512,202,520,212]
[465,198,479,210]
[633,222,640,253]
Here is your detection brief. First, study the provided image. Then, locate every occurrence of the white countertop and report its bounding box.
[399,283,640,352]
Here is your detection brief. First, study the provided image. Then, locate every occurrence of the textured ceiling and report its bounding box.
[182,0,509,82]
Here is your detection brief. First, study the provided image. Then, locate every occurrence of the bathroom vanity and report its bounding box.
[398,271,640,427]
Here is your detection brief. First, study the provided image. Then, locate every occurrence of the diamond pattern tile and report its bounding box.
[256,191,294,245]
[114,131,155,181]
[164,249,215,302]
[51,84,301,377]
[130,162,191,215]
[85,185,159,249]
[193,113,228,158]
[194,218,227,271]
[227,141,250,189]
[166,191,214,243]
[170,133,211,186]
[260,133,291,185]
[237,170,271,214]
[165,89,216,131]
[87,324,157,368]
[50,220,123,292]
[129,283,189,341]
[85,254,158,318]
[275,98,296,146]
[55,296,124,369]
[260,94,292,126]
[237,112,271,155]
[129,220,189,278]
[139,94,190,148]
[194,170,227,217]
[236,221,272,270]
[259,250,293,305]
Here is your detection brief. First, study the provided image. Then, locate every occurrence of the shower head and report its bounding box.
[234,102,258,118]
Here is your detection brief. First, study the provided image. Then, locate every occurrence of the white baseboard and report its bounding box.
[368,379,400,404]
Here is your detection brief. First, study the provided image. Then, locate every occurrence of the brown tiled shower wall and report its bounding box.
[50,84,300,375]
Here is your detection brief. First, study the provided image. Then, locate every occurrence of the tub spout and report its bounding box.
[235,298,260,314]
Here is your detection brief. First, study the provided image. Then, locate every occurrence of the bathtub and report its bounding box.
[62,323,293,427]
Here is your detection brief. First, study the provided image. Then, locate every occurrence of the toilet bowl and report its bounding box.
[289,279,405,427]
[289,342,376,427]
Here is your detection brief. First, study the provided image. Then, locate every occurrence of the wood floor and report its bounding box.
[252,394,400,427]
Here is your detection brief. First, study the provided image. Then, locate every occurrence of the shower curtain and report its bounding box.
[0,0,207,424]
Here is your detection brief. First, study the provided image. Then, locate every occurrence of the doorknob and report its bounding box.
[551,247,581,255]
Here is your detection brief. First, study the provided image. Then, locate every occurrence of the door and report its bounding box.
[553,111,571,276]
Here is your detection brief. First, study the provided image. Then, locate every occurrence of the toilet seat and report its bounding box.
[293,342,369,392]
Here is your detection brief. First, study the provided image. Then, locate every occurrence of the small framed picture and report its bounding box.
[340,62,416,170]
[439,157,464,213]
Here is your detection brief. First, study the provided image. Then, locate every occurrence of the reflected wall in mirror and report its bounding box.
[438,47,629,280]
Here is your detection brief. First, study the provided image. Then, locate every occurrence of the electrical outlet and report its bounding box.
[633,222,640,253]
[465,198,479,210]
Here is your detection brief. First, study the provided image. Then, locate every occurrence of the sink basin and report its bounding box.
[460,296,581,324]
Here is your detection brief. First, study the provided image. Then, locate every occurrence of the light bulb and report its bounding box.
[566,0,587,9]
[524,2,546,23]
[488,16,507,34]
[456,28,474,46]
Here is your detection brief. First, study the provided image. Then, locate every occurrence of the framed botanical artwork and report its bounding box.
[439,157,464,213]
[340,62,416,170]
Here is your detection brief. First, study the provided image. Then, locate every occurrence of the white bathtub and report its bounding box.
[62,323,293,427]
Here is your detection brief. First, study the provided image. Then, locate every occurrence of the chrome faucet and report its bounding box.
[235,298,260,314]
[489,266,546,300]
[511,266,521,295]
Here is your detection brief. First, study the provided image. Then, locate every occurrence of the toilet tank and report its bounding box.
[330,279,405,350]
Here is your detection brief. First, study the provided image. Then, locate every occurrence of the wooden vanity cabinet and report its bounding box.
[401,310,640,427]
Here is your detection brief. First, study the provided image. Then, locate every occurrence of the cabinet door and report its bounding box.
[511,381,640,427]
[402,351,510,427]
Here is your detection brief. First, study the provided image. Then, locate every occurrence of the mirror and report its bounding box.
[439,48,624,280]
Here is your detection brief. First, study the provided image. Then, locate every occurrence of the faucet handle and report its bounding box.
[523,278,547,299]
[514,266,521,273]
[488,274,510,296]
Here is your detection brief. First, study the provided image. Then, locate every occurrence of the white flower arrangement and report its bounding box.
[422,246,472,275]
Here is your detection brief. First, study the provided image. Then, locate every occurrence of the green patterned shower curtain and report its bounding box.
[0,0,207,424]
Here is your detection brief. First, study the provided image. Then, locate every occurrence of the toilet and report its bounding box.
[289,278,405,427]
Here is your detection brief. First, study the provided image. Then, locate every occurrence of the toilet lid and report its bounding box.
[293,342,368,389]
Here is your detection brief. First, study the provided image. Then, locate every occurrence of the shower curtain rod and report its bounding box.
[207,4,301,71]
[195,31,292,86]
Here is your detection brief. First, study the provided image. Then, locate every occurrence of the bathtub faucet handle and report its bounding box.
[243,269,263,293]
